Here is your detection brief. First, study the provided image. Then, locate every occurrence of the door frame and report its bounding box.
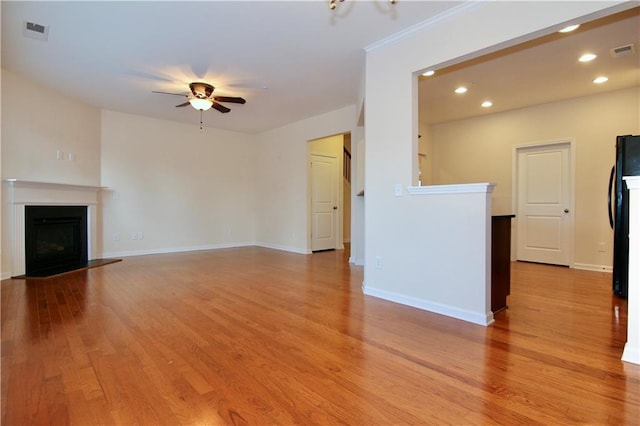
[512,139,576,267]
[309,152,340,251]
[306,132,344,253]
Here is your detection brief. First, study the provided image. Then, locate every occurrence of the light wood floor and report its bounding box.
[1,247,638,425]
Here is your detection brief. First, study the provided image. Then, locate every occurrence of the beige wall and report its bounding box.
[1,69,101,186]
[428,87,640,269]
[100,110,256,257]
[254,105,356,254]
[364,1,628,320]
[1,69,102,275]
[0,68,358,276]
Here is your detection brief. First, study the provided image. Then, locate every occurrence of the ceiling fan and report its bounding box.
[153,82,246,128]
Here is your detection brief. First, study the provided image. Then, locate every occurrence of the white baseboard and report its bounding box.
[100,241,254,259]
[254,242,311,255]
[622,343,640,365]
[349,256,364,266]
[1,272,13,281]
[362,285,494,326]
[573,263,613,273]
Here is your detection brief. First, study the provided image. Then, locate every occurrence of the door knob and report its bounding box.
[564,208,570,213]
[333,206,337,210]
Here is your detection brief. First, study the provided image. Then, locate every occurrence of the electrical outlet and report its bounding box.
[375,256,383,269]
[112,233,120,242]
[138,231,143,240]
[598,242,606,252]
[130,232,138,240]
[67,152,76,161]
[56,149,64,160]
[394,184,402,196]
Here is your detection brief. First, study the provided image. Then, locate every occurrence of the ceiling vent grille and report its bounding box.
[23,21,49,41]
[610,43,635,58]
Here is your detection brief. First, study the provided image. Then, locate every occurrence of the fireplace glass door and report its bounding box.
[25,206,88,276]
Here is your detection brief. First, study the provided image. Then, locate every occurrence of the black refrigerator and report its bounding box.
[609,134,640,299]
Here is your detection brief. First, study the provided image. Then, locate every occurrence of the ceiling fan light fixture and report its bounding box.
[189,98,213,111]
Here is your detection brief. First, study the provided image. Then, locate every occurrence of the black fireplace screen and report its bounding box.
[25,205,88,276]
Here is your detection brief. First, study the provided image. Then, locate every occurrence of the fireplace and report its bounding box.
[25,205,88,277]
[5,179,102,278]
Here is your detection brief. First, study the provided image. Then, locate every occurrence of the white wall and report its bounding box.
[0,68,361,275]
[363,1,629,321]
[429,87,640,270]
[254,105,356,254]
[100,110,256,257]
[1,69,101,186]
[623,176,640,365]
[1,68,102,275]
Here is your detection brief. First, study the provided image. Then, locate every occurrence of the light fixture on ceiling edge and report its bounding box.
[330,0,396,10]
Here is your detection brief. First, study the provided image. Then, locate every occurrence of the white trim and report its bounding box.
[1,272,13,281]
[3,179,106,191]
[255,242,312,255]
[622,345,640,365]
[364,2,483,52]
[622,176,639,365]
[625,176,640,190]
[349,256,364,266]
[362,285,494,327]
[101,242,254,259]
[5,180,102,277]
[408,182,495,195]
[573,263,613,273]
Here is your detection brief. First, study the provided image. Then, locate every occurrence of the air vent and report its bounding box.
[610,43,635,58]
[23,21,49,41]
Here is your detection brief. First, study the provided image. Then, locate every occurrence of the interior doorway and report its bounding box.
[308,133,351,253]
[514,141,574,266]
[310,153,338,251]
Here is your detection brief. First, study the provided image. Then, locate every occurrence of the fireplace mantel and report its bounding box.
[4,179,105,277]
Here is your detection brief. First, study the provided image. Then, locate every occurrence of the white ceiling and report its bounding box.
[2,2,638,134]
[1,0,463,134]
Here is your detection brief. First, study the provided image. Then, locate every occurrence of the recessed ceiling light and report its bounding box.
[593,76,608,84]
[454,86,468,94]
[559,24,580,33]
[481,101,493,108]
[579,53,597,62]
[422,70,435,77]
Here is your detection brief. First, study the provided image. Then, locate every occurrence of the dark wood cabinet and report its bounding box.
[491,215,515,313]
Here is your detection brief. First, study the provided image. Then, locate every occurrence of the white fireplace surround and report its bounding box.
[5,179,103,277]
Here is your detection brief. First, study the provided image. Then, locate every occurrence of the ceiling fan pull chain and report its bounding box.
[200,109,203,130]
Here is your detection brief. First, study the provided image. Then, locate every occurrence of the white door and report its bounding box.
[516,143,572,266]
[311,154,337,251]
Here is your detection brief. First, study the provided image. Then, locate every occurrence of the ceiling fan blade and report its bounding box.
[152,91,188,97]
[211,101,231,113]
[213,96,246,104]
[175,101,190,107]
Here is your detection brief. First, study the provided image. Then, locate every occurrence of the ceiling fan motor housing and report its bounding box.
[189,82,214,99]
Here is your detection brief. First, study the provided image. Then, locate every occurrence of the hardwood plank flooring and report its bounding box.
[1,247,638,425]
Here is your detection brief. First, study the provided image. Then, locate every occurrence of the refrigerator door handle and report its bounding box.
[608,165,615,229]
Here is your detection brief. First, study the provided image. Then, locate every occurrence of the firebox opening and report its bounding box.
[25,205,88,277]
